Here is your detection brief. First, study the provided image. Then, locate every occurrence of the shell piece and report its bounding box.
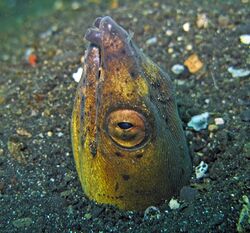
[228,67,250,78]
[184,54,204,74]
[240,34,250,45]
[188,112,209,131]
[195,161,208,179]
[71,16,192,210]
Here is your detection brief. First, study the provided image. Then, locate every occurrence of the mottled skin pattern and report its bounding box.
[71,16,192,210]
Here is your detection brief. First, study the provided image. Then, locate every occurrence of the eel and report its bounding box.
[71,16,192,210]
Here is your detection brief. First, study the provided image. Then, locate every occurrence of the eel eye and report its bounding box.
[117,122,133,130]
[107,109,146,148]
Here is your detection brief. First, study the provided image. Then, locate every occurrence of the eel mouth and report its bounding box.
[84,17,108,74]
[84,45,100,78]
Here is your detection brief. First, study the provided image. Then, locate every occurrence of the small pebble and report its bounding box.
[16,128,32,138]
[214,118,225,125]
[24,48,34,59]
[228,67,250,78]
[84,213,92,220]
[196,13,209,29]
[146,37,157,46]
[167,47,174,54]
[240,109,250,122]
[168,198,180,210]
[195,161,208,179]
[185,44,193,51]
[218,15,230,27]
[177,36,184,41]
[171,64,185,75]
[72,67,83,83]
[188,112,209,131]
[71,2,81,10]
[144,206,161,221]
[205,98,210,104]
[110,0,119,9]
[7,137,26,163]
[54,1,64,10]
[208,124,218,132]
[47,131,53,137]
[57,132,64,137]
[165,29,173,36]
[80,55,85,63]
[184,54,204,74]
[24,48,37,66]
[183,22,190,32]
[180,186,198,202]
[240,34,250,45]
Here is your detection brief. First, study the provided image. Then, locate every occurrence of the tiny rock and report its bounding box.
[71,2,81,10]
[195,161,208,179]
[188,112,209,131]
[218,15,230,27]
[16,128,32,138]
[208,124,218,132]
[184,54,204,74]
[240,34,250,45]
[240,109,250,122]
[7,136,26,164]
[83,213,92,220]
[214,117,225,125]
[196,13,209,29]
[183,22,191,32]
[180,186,198,202]
[228,67,250,78]
[47,131,53,137]
[24,48,37,66]
[165,29,173,36]
[146,37,157,46]
[171,64,185,75]
[72,67,83,83]
[168,198,180,210]
[144,206,161,221]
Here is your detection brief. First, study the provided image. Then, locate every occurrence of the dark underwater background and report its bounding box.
[0,0,249,232]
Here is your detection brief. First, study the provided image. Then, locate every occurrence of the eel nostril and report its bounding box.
[85,28,102,46]
[94,17,102,28]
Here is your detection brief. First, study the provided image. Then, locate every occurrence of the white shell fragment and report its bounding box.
[214,117,225,125]
[195,161,208,179]
[183,22,191,32]
[188,112,209,131]
[168,198,180,210]
[240,34,250,45]
[228,67,250,78]
[72,67,83,83]
[171,64,185,75]
[146,37,157,46]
